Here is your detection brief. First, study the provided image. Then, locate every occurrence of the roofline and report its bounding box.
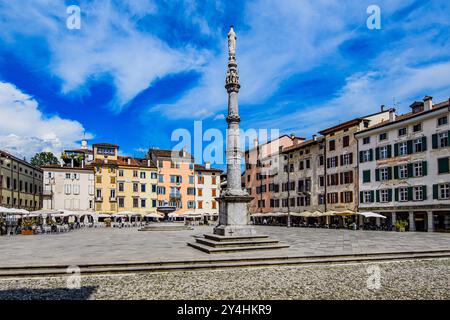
[355,101,450,136]
[0,150,43,172]
[244,134,304,153]
[281,137,324,154]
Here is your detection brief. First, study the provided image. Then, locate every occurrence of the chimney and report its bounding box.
[380,105,385,112]
[312,134,317,141]
[147,159,151,167]
[127,158,131,165]
[205,162,211,169]
[389,109,396,122]
[423,96,433,110]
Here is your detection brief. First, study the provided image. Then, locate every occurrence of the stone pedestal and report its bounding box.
[214,193,256,236]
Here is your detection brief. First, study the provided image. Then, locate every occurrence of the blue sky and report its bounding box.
[0,0,449,164]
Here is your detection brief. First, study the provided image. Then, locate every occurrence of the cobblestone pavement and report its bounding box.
[0,258,448,300]
[1,226,450,267]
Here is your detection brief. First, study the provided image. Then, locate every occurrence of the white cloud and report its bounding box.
[0,82,89,159]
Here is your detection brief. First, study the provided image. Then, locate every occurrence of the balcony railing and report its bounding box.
[169,193,181,199]
[95,196,103,202]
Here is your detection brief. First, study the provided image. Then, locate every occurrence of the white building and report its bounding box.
[355,96,450,232]
[42,166,95,212]
[194,163,222,220]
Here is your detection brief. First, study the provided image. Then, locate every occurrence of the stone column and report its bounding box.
[427,211,434,232]
[391,212,396,226]
[375,217,381,226]
[408,212,415,232]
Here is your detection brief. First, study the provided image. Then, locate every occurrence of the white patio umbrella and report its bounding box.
[358,212,387,219]
[0,207,29,215]
[145,213,163,219]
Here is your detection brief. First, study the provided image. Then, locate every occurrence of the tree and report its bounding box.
[30,152,59,167]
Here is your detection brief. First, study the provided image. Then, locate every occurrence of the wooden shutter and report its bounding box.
[422,161,427,176]
[422,185,427,200]
[432,134,438,149]
[375,147,380,160]
[387,145,392,158]
[393,166,399,179]
[394,143,399,157]
[433,184,439,199]
[375,169,380,181]
[422,136,427,151]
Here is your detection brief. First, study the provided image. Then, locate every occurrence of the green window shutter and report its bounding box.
[369,149,373,161]
[375,169,380,181]
[407,163,413,177]
[388,189,393,202]
[433,184,439,200]
[393,166,399,179]
[432,134,438,149]
[387,167,393,180]
[438,157,450,174]
[359,151,364,163]
[422,185,427,200]
[394,188,399,201]
[375,147,380,160]
[370,190,375,202]
[394,143,399,157]
[422,161,427,176]
[407,140,413,154]
[408,187,414,201]
[360,191,364,204]
[376,190,380,202]
[363,170,371,183]
[387,145,392,158]
[422,136,427,151]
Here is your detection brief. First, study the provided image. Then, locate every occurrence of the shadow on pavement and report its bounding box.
[0,286,98,300]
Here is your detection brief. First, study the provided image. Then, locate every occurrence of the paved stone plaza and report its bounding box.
[0,259,448,299]
[1,226,449,267]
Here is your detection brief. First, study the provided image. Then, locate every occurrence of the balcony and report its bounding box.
[169,193,181,199]
[95,196,103,202]
[42,189,53,196]
[109,197,117,202]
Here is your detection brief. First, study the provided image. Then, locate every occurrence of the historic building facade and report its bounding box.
[318,108,395,213]
[194,163,222,218]
[0,150,43,211]
[244,135,304,214]
[148,148,196,214]
[277,136,326,214]
[356,97,450,232]
[42,165,95,212]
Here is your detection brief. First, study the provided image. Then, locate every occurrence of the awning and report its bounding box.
[0,207,29,215]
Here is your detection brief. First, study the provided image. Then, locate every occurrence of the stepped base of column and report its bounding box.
[188,234,289,254]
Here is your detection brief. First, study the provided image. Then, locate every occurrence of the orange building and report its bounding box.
[148,148,196,215]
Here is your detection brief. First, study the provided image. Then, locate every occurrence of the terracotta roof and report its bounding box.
[244,135,305,153]
[282,136,324,154]
[355,99,450,135]
[92,159,118,166]
[318,118,365,135]
[194,164,223,173]
[149,148,194,160]
[117,156,156,168]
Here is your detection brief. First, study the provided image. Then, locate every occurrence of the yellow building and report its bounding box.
[117,156,158,214]
[93,143,119,214]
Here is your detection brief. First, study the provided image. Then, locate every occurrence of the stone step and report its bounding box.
[196,237,280,248]
[203,234,269,242]
[187,241,290,254]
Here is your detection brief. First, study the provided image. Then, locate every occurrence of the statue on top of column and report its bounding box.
[228,26,236,56]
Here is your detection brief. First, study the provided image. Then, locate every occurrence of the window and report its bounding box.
[118,198,124,208]
[133,183,138,192]
[363,191,372,203]
[342,191,353,203]
[413,123,422,132]
[96,176,102,184]
[380,168,389,181]
[141,184,146,193]
[140,199,146,208]
[140,172,146,179]
[437,116,448,126]
[438,184,450,199]
[73,185,80,195]
[187,201,195,209]
[64,184,71,195]
[119,170,124,177]
[363,137,370,145]
[438,157,450,174]
[379,133,388,141]
[397,187,408,202]
[413,186,424,201]
[329,140,335,151]
[343,135,350,147]
[319,155,324,166]
[198,201,203,209]
[413,162,423,177]
[329,157,337,168]
[110,189,116,199]
[133,198,139,208]
[327,193,339,204]
[379,146,388,159]
[398,127,407,136]
[380,189,389,203]
[110,177,116,184]
[361,150,372,162]
[319,176,324,187]
[399,165,408,179]
[65,173,71,179]
[342,153,352,165]
[133,170,138,178]
[438,132,449,148]
[398,142,408,156]
[151,172,157,179]
[413,138,423,153]
[363,121,369,128]
[158,175,164,183]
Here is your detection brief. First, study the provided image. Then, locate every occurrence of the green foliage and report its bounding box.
[395,220,408,230]
[30,152,59,167]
